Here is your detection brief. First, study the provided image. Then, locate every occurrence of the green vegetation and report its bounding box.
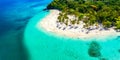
[115,16,120,29]
[47,0,120,30]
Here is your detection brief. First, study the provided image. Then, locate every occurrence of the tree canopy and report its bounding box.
[47,0,120,29]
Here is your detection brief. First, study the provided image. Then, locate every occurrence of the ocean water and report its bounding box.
[0,0,51,60]
[0,0,120,60]
[24,0,120,60]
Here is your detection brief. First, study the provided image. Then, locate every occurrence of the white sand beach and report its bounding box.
[36,10,120,40]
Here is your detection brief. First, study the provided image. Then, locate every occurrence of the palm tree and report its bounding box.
[64,13,69,25]
[78,13,84,21]
[58,15,62,22]
[115,16,120,29]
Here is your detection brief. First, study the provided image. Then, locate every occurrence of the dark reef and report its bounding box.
[88,41,101,57]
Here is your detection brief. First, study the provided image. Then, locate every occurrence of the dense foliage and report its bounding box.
[47,0,120,30]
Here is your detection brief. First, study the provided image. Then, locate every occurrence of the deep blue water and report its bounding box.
[0,0,52,60]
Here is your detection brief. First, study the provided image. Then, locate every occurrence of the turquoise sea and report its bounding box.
[24,0,120,60]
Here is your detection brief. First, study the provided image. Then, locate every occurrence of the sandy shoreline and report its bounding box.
[36,10,120,40]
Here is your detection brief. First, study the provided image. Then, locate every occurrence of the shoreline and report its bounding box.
[36,10,120,40]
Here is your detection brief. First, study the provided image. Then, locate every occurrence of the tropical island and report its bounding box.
[37,0,120,39]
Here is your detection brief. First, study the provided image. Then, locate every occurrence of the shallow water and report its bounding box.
[24,1,120,60]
